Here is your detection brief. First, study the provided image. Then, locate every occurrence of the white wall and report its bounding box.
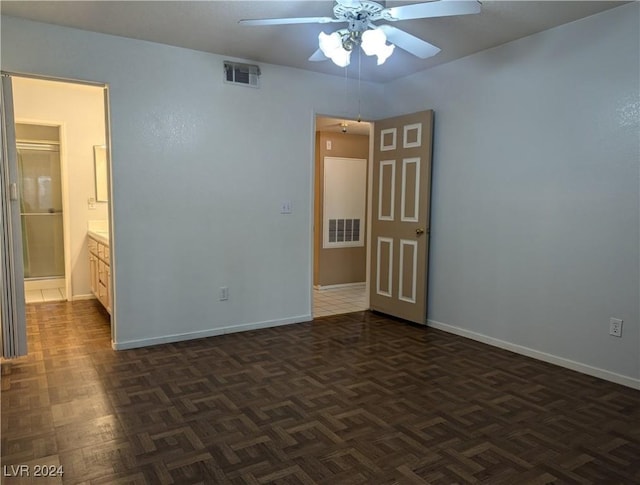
[384,3,640,385]
[1,16,384,347]
[12,78,107,298]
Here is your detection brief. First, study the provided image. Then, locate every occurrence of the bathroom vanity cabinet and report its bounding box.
[88,232,111,313]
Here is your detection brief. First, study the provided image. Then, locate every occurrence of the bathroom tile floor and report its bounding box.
[313,283,367,317]
[25,286,66,304]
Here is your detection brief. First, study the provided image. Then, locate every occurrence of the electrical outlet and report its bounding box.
[609,317,623,337]
[219,286,229,301]
[280,200,292,214]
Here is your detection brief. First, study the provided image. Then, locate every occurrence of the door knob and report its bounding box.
[415,228,425,235]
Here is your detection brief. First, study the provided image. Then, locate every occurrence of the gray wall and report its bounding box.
[384,3,639,385]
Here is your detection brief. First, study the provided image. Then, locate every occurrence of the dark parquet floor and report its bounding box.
[1,300,639,484]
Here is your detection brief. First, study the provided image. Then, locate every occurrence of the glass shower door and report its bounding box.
[17,143,65,279]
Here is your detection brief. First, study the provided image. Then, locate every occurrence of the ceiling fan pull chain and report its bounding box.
[357,48,362,122]
[344,64,349,118]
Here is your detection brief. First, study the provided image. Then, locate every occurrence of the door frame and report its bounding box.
[310,112,374,317]
[2,70,116,345]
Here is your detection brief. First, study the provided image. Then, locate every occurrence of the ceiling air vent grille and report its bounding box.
[224,61,260,88]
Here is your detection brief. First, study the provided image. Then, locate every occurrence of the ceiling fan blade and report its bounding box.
[384,0,480,21]
[239,16,339,26]
[378,25,440,59]
[308,49,328,62]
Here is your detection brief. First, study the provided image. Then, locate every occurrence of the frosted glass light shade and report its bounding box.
[331,48,351,67]
[375,43,395,65]
[318,31,351,67]
[361,29,386,56]
[319,31,341,53]
[361,28,395,65]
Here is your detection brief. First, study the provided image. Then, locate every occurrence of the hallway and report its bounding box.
[313,283,367,317]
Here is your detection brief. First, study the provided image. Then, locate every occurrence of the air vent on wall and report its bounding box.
[328,218,361,244]
[224,61,260,88]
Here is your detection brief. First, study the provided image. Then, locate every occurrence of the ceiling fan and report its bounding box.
[239,0,481,67]
[322,120,352,133]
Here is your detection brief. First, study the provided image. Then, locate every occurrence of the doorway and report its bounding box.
[11,77,110,307]
[312,110,435,324]
[313,115,372,318]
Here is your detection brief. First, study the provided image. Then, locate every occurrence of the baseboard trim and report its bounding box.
[112,314,312,351]
[315,282,366,291]
[70,294,95,301]
[427,319,640,390]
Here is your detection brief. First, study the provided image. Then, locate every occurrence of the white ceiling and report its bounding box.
[0,1,626,84]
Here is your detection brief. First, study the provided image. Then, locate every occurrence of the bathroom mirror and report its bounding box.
[94,145,109,202]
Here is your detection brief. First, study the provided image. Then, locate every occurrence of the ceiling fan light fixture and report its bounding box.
[319,31,352,67]
[319,31,341,53]
[361,28,395,65]
[360,28,384,55]
[375,42,395,65]
[332,48,352,67]
[242,0,483,69]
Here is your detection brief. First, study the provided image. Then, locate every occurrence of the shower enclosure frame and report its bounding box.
[15,121,71,298]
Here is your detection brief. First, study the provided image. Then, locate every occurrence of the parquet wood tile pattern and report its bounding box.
[1,301,639,484]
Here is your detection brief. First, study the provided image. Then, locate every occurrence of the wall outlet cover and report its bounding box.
[280,200,292,214]
[609,317,623,337]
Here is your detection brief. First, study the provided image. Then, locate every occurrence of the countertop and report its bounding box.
[88,230,109,246]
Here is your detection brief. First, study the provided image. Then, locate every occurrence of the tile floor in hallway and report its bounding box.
[313,283,367,317]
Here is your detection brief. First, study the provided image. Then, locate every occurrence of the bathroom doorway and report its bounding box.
[10,76,110,306]
[1,72,113,358]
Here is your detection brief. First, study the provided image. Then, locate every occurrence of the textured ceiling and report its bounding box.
[0,1,626,83]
